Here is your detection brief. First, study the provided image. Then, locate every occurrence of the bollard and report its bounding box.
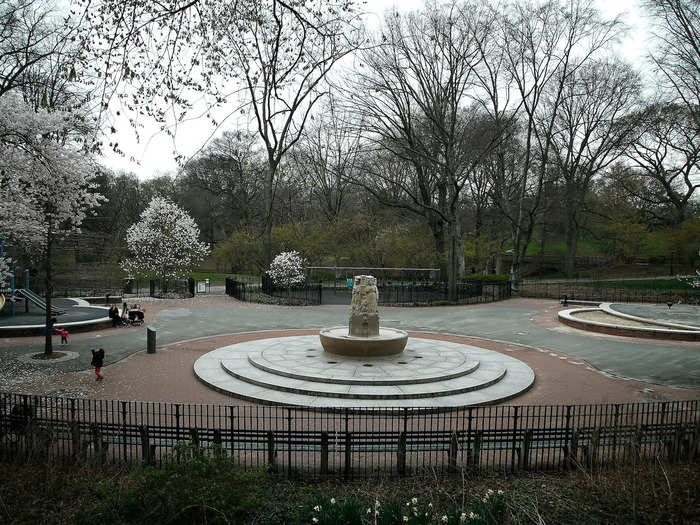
[563,294,568,306]
[147,326,157,354]
[106,293,110,305]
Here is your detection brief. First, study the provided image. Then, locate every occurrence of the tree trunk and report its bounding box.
[263,162,276,266]
[564,208,578,278]
[44,231,53,356]
[446,217,458,302]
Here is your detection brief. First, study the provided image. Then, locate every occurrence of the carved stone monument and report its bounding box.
[349,275,379,337]
[319,275,408,357]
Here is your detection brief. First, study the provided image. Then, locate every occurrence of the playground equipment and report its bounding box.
[15,288,64,315]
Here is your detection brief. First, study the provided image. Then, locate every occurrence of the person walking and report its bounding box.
[91,348,105,381]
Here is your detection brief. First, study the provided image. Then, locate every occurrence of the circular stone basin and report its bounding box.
[320,326,408,357]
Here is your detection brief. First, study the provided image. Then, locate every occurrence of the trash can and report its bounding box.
[147,326,157,354]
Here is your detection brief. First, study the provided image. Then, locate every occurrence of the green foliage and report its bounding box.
[74,449,270,525]
[598,221,648,262]
[307,492,506,525]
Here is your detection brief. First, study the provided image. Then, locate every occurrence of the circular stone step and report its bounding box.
[222,359,504,399]
[194,334,535,408]
[246,342,481,385]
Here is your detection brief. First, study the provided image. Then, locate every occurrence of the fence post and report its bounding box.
[472,431,482,468]
[567,429,579,470]
[71,420,83,461]
[691,422,700,461]
[632,425,643,461]
[511,406,519,473]
[121,401,128,462]
[91,423,108,464]
[190,428,199,450]
[448,431,458,472]
[139,425,153,466]
[320,432,329,475]
[519,429,532,471]
[344,432,352,481]
[397,431,407,476]
[267,430,276,469]
[587,427,600,469]
[213,429,222,458]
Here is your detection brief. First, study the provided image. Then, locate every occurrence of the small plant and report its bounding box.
[307,492,506,525]
[268,250,306,288]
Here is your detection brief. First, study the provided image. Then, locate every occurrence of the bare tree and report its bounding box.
[623,102,699,224]
[502,0,623,288]
[0,0,75,98]
[289,96,361,223]
[182,131,264,233]
[345,1,500,299]
[644,0,700,124]
[548,59,640,276]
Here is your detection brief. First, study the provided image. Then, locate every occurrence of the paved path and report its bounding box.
[1,298,698,389]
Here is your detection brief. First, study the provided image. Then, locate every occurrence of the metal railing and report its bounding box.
[519,283,700,304]
[1,394,697,478]
[226,279,511,306]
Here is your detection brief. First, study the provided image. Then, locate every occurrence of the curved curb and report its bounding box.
[558,308,700,341]
[602,303,700,331]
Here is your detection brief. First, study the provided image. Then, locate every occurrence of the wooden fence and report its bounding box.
[1,394,698,478]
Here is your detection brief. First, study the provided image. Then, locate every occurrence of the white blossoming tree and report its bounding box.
[0,93,103,355]
[0,255,12,287]
[123,197,210,293]
[267,251,307,289]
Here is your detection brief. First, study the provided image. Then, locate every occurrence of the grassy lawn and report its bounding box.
[575,278,696,290]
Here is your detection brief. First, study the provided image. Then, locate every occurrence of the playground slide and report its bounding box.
[15,288,64,315]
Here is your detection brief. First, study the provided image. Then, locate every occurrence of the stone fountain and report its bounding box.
[319,275,408,356]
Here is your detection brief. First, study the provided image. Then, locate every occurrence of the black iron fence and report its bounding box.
[1,393,697,478]
[226,278,511,306]
[520,283,700,305]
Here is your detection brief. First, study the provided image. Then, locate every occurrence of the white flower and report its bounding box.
[482,498,488,503]
[428,503,433,508]
[313,505,321,512]
[497,489,504,495]
[312,518,318,523]
[268,250,306,288]
[442,515,448,522]
[402,516,408,522]
[330,498,336,505]
[469,512,476,519]
[367,508,372,514]
[487,489,494,496]
[123,197,210,281]
[411,497,418,505]
[460,512,467,521]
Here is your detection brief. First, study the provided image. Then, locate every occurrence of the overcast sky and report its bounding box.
[100,0,649,180]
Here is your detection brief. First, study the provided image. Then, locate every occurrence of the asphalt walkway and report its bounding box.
[1,298,698,389]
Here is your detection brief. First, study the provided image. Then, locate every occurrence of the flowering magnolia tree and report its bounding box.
[123,197,210,291]
[0,93,103,355]
[0,255,12,287]
[268,251,306,289]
